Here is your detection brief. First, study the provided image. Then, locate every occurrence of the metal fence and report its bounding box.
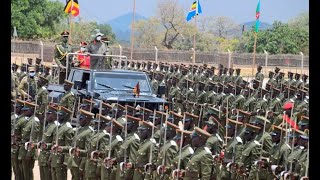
[11,41,309,75]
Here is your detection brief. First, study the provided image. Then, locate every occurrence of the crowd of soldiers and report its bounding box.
[11,33,309,179]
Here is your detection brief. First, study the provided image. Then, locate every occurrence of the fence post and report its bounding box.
[119,44,122,61]
[155,46,158,63]
[192,48,195,64]
[264,50,268,76]
[40,41,44,61]
[300,52,304,74]
[227,49,232,68]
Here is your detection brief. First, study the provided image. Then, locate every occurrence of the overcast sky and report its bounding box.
[58,0,309,24]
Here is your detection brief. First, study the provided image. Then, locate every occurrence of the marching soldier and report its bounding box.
[151,72,160,95]
[42,65,53,83]
[101,119,124,180]
[154,121,179,179]
[18,66,37,100]
[19,63,28,81]
[266,71,277,88]
[255,65,264,82]
[36,76,49,122]
[233,68,243,86]
[58,80,76,110]
[11,99,26,180]
[132,121,158,180]
[84,114,109,180]
[180,127,214,180]
[50,106,74,180]
[18,101,40,180]
[117,115,141,180]
[273,67,281,82]
[38,105,59,180]
[68,109,95,180]
[54,31,73,84]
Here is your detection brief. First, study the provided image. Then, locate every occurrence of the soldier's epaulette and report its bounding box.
[134,133,140,141]
[236,136,243,144]
[66,122,72,128]
[89,126,94,132]
[116,135,123,142]
[34,117,40,122]
[204,147,212,154]
[188,147,194,154]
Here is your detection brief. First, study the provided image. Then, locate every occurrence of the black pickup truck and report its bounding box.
[47,67,169,115]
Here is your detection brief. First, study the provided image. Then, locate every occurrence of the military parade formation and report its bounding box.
[11,31,309,180]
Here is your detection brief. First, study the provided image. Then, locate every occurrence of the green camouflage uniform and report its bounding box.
[58,90,75,111]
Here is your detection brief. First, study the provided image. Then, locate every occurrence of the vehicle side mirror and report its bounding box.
[74,80,82,90]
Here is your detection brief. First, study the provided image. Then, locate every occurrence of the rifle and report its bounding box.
[26,88,38,151]
[69,97,81,155]
[232,109,240,163]
[159,109,169,177]
[175,113,187,179]
[11,76,19,145]
[259,110,269,161]
[289,102,295,173]
[123,105,128,164]
[225,98,229,145]
[197,105,203,127]
[91,100,103,161]
[145,109,157,174]
[38,94,49,149]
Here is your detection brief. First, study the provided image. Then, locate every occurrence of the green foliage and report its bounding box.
[11,0,68,40]
[235,21,309,55]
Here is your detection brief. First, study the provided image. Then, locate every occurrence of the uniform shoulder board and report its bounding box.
[134,133,140,141]
[177,87,180,90]
[204,147,212,154]
[122,117,126,122]
[286,143,291,149]
[34,117,40,122]
[170,140,177,147]
[150,138,156,144]
[89,126,94,132]
[14,114,18,118]
[116,135,123,142]
[299,146,305,150]
[290,99,294,103]
[54,121,60,126]
[70,91,74,96]
[66,122,72,128]
[103,130,108,135]
[188,147,194,154]
[42,86,46,90]
[254,140,261,146]
[236,136,243,144]
[216,134,223,142]
[189,88,194,92]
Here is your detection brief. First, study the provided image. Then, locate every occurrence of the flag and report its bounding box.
[186,0,202,22]
[255,0,261,32]
[64,0,80,17]
[133,82,140,97]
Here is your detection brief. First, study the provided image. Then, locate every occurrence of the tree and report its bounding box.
[288,11,309,32]
[135,18,162,48]
[11,0,68,40]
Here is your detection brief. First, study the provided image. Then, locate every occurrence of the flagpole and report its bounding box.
[252,32,257,77]
[193,15,196,65]
[130,0,136,61]
[69,14,73,44]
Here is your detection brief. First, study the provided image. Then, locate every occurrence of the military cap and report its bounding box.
[81,98,95,107]
[58,106,72,115]
[28,66,35,72]
[257,65,262,69]
[192,127,212,140]
[275,67,280,72]
[268,71,275,75]
[47,105,59,113]
[279,72,285,76]
[298,116,309,126]
[35,58,42,64]
[270,125,286,136]
[251,116,270,126]
[226,119,244,129]
[61,31,70,36]
[251,79,261,85]
[173,129,193,140]
[165,121,180,131]
[15,99,25,107]
[79,109,95,119]
[184,112,199,122]
[283,102,293,110]
[244,123,261,133]
[294,73,301,77]
[157,72,165,79]
[12,63,19,68]
[218,64,224,69]
[38,75,49,83]
[242,80,249,86]
[287,71,293,75]
[139,120,157,130]
[288,128,304,138]
[301,74,308,79]
[64,79,74,86]
[235,68,241,72]
[21,101,38,111]
[126,115,141,123]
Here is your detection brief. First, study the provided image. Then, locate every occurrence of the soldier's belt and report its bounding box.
[185,171,199,178]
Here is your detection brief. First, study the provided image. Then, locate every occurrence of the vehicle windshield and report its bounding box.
[93,72,151,92]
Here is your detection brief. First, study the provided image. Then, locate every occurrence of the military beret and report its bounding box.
[79,109,95,119]
[192,127,212,140]
[251,116,270,126]
[165,120,180,131]
[270,125,286,136]
[244,123,260,133]
[298,116,309,126]
[173,129,192,140]
[283,102,293,110]
[61,31,69,36]
[64,79,74,86]
[21,101,38,111]
[226,119,244,129]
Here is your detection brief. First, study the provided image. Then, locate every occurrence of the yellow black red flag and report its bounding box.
[64,0,80,17]
[133,82,140,97]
